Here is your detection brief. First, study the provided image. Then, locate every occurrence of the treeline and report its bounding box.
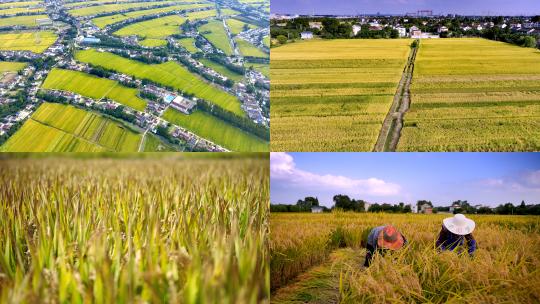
[197,100,269,141]
[481,27,537,48]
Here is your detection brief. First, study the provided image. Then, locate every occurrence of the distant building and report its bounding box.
[420,203,433,214]
[309,22,323,30]
[352,24,362,36]
[311,206,323,213]
[411,204,418,213]
[438,26,448,33]
[170,96,196,114]
[81,37,101,44]
[395,26,407,37]
[36,18,52,27]
[300,31,313,39]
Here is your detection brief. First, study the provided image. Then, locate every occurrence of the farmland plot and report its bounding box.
[75,49,243,115]
[42,68,147,111]
[68,1,176,17]
[0,31,57,53]
[0,103,143,152]
[271,39,411,151]
[398,38,540,151]
[271,212,540,303]
[0,6,44,16]
[162,108,269,152]
[0,154,269,303]
[0,61,27,73]
[199,20,233,55]
[235,37,267,58]
[0,14,50,27]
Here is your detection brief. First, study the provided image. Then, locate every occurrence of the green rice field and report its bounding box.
[0,61,27,73]
[0,31,57,53]
[113,15,188,47]
[398,38,540,151]
[177,37,198,53]
[199,20,233,55]
[0,14,49,27]
[235,37,267,58]
[200,58,243,81]
[248,62,269,78]
[68,1,175,17]
[42,68,147,112]
[142,133,176,151]
[271,39,411,151]
[226,18,257,35]
[0,6,44,16]
[0,1,40,9]
[92,3,211,28]
[75,49,243,115]
[162,108,269,152]
[0,103,143,152]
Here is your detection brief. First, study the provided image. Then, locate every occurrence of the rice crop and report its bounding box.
[0,31,57,53]
[0,154,269,303]
[113,15,188,47]
[0,61,27,73]
[226,18,257,35]
[270,39,411,151]
[0,103,143,152]
[74,49,243,116]
[68,1,176,17]
[270,212,540,303]
[398,38,540,152]
[0,15,50,27]
[199,20,233,56]
[235,38,267,58]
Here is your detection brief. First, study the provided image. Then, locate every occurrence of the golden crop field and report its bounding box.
[270,39,411,151]
[0,31,57,53]
[271,212,540,303]
[0,154,269,303]
[68,1,175,17]
[398,38,540,152]
[1,103,143,152]
[0,14,50,27]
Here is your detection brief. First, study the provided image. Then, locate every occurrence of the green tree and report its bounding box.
[276,35,287,44]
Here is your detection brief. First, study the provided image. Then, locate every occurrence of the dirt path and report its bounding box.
[271,248,364,304]
[373,40,418,152]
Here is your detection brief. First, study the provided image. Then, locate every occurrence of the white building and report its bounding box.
[438,26,448,33]
[170,96,196,114]
[301,31,313,39]
[311,206,323,213]
[309,22,323,30]
[411,204,418,213]
[352,24,362,36]
[395,26,407,37]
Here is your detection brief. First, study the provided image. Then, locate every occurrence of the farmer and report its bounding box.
[436,214,477,256]
[364,225,407,267]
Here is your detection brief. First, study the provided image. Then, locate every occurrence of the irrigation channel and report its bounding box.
[373,40,419,152]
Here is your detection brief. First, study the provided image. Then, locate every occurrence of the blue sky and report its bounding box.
[270,153,540,207]
[271,0,540,16]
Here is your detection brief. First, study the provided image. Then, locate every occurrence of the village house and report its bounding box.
[308,22,322,30]
[170,96,196,114]
[420,203,433,214]
[352,24,362,36]
[438,26,448,33]
[300,31,313,39]
[311,206,323,213]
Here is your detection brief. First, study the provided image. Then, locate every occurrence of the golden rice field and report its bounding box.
[42,68,147,111]
[226,18,257,35]
[0,103,143,152]
[270,39,411,151]
[398,38,540,152]
[68,1,176,17]
[0,1,40,9]
[0,6,44,16]
[270,212,540,303]
[0,154,269,303]
[0,61,27,73]
[0,31,57,53]
[92,3,212,28]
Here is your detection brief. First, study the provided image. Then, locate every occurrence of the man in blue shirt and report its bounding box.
[364,225,407,267]
[436,214,477,255]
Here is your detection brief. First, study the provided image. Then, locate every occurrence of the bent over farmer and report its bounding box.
[364,225,407,267]
[436,214,477,256]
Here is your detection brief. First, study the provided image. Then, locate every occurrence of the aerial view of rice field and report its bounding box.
[270,39,411,151]
[0,31,57,53]
[0,153,269,303]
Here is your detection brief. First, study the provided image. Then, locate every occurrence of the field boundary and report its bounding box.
[373,40,418,152]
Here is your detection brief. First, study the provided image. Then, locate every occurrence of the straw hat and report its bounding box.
[377,225,404,250]
[443,214,475,235]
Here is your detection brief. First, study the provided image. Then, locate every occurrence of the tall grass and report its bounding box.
[271,212,540,302]
[0,156,269,303]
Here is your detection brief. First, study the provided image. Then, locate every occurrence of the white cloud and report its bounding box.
[270,152,401,196]
[478,170,540,192]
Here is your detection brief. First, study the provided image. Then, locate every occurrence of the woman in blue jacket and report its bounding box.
[436,214,477,256]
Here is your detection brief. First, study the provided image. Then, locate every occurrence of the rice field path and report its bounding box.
[373,40,419,152]
[271,248,364,304]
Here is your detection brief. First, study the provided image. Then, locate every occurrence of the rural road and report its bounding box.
[373,40,419,152]
[271,248,364,304]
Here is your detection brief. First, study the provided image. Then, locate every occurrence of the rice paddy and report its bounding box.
[398,38,540,151]
[162,108,269,152]
[177,37,199,53]
[0,6,44,16]
[75,49,243,115]
[200,58,243,81]
[42,68,148,112]
[0,153,269,303]
[199,20,233,56]
[270,39,411,151]
[0,103,143,152]
[0,14,49,27]
[68,1,176,17]
[271,212,540,303]
[226,18,257,35]
[236,37,267,58]
[113,15,187,47]
[92,3,212,28]
[0,1,40,9]
[0,61,27,73]
[248,63,269,78]
[0,31,57,53]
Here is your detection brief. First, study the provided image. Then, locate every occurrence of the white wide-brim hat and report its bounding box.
[443,214,475,235]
